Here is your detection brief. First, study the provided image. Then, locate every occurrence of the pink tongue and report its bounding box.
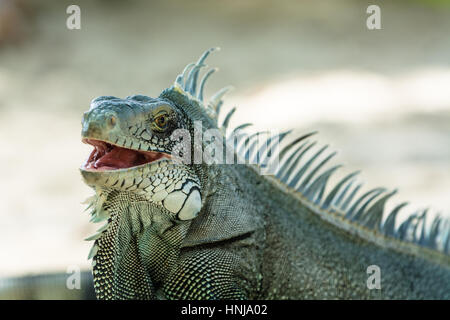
[95,147,141,169]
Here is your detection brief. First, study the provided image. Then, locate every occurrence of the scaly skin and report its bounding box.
[79,49,450,299]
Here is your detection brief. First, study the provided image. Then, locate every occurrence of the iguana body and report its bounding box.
[79,49,450,299]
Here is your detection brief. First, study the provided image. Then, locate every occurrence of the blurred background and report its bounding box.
[0,0,449,282]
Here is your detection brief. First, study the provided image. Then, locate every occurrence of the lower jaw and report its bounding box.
[83,155,173,173]
[79,159,175,191]
[81,157,172,174]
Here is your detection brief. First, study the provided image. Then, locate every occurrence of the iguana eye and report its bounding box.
[154,113,168,130]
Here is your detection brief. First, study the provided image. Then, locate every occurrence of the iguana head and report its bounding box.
[80,48,227,221]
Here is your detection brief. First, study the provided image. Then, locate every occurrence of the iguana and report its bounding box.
[79,48,450,300]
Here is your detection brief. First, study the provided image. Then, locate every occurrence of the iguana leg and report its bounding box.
[162,248,247,299]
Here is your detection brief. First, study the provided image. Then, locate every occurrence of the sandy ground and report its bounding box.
[0,0,449,276]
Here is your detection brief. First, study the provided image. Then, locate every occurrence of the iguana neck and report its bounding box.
[91,190,188,299]
[90,164,241,299]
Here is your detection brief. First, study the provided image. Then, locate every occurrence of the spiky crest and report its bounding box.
[87,49,450,256]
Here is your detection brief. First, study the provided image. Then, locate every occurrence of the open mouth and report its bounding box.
[83,139,170,171]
